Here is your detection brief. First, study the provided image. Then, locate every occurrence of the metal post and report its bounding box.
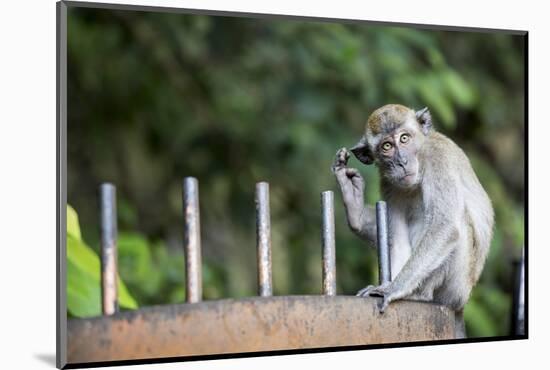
[100,183,118,315]
[321,191,336,296]
[255,182,273,296]
[183,177,202,303]
[513,248,525,336]
[376,201,391,284]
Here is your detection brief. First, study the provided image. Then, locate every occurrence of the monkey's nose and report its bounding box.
[397,159,409,172]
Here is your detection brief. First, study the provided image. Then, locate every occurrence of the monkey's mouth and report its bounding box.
[401,173,415,182]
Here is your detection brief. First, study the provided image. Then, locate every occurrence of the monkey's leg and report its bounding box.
[405,292,433,302]
[374,232,459,313]
[388,209,412,278]
[355,221,413,300]
[403,264,446,302]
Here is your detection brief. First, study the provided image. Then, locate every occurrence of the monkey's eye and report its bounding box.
[400,134,410,144]
[382,142,392,151]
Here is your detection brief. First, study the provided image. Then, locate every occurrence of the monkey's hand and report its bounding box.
[332,148,365,199]
[356,282,395,313]
[332,148,366,228]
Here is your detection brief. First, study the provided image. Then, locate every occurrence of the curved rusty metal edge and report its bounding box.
[67,295,456,364]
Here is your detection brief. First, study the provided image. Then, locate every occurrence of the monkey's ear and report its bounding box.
[350,138,374,165]
[415,107,433,135]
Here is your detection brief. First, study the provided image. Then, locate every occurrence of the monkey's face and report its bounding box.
[375,126,422,188]
[350,104,432,189]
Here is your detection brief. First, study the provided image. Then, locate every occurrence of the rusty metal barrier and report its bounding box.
[67,179,458,365]
[67,296,456,363]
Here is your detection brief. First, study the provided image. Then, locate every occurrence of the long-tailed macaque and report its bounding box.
[333,104,494,337]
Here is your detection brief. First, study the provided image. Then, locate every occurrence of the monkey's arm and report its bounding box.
[332,148,377,245]
[385,216,459,306]
[360,172,461,312]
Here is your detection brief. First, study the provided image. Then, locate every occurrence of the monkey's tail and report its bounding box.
[454,309,467,339]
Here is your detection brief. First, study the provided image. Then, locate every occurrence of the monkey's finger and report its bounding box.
[335,148,350,166]
[345,168,360,178]
[368,290,384,298]
[331,162,347,174]
[344,171,363,194]
[379,298,389,314]
[331,159,345,174]
[346,168,364,185]
[343,148,350,161]
[334,168,350,187]
[356,285,374,297]
[337,147,350,160]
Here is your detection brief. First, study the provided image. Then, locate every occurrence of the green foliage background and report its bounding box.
[67,7,525,338]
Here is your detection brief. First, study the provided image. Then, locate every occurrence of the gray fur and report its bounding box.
[332,104,494,337]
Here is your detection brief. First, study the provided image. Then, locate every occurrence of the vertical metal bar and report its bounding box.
[376,201,391,285]
[100,183,118,315]
[183,177,202,303]
[321,191,336,296]
[514,248,525,335]
[255,182,273,297]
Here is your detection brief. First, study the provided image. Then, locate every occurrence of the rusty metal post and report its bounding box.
[321,191,336,296]
[183,177,202,303]
[376,201,391,284]
[255,182,273,296]
[100,183,118,315]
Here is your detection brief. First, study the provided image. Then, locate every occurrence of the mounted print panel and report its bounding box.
[57,1,527,368]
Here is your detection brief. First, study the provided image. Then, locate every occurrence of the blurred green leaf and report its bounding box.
[67,205,138,317]
[67,205,81,241]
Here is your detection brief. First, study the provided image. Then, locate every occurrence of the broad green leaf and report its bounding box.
[67,247,101,317]
[118,273,138,310]
[67,205,81,241]
[67,205,138,317]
